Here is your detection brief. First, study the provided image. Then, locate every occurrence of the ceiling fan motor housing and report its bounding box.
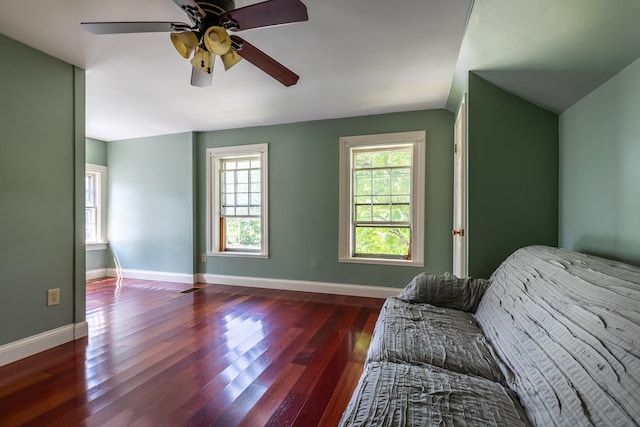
[196,0,235,26]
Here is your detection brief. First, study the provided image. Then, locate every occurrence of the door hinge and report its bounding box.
[452,229,465,237]
[454,143,458,154]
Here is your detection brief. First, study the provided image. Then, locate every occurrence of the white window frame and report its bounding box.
[206,143,269,258]
[339,131,425,266]
[85,163,108,251]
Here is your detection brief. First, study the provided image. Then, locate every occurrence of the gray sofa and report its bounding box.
[339,245,640,426]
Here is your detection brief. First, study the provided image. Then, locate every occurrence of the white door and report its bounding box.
[453,95,468,278]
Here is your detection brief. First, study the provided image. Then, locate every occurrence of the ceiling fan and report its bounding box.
[81,0,308,87]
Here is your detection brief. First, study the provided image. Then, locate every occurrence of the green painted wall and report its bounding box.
[468,73,559,278]
[197,110,454,288]
[0,35,85,345]
[559,56,640,266]
[86,137,108,166]
[108,132,195,274]
[86,250,107,272]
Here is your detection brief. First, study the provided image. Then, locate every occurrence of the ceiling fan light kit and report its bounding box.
[221,49,243,70]
[81,0,308,87]
[170,31,199,58]
[203,26,231,55]
[190,47,214,73]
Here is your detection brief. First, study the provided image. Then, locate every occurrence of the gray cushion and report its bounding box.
[397,272,489,312]
[366,297,505,383]
[339,361,531,427]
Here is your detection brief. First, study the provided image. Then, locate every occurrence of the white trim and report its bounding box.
[75,321,89,339]
[338,130,426,267]
[0,323,87,367]
[86,268,108,281]
[86,242,108,251]
[108,268,196,284]
[206,143,269,258]
[197,273,400,299]
[85,163,108,245]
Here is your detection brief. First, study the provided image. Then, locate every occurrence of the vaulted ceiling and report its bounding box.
[2,0,639,141]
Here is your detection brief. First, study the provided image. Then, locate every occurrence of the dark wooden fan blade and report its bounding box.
[81,22,190,34]
[191,67,213,87]
[172,0,205,19]
[220,0,308,31]
[231,35,299,86]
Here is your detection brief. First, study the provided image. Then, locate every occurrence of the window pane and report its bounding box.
[237,183,249,194]
[391,150,411,166]
[392,205,410,221]
[372,195,390,204]
[392,195,410,204]
[391,169,410,194]
[237,170,248,184]
[355,205,372,222]
[372,170,389,192]
[354,195,372,205]
[372,205,391,222]
[237,193,248,206]
[354,226,410,257]
[354,170,371,195]
[250,192,260,205]
[85,175,95,206]
[225,217,261,250]
[354,152,372,168]
[372,151,392,168]
[85,207,96,242]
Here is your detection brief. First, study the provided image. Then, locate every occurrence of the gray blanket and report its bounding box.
[476,246,640,426]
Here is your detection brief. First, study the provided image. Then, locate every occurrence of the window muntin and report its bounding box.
[352,147,412,258]
[220,156,262,252]
[207,144,268,257]
[339,131,425,266]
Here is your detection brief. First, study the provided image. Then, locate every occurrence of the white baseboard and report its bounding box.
[107,268,195,285]
[0,321,88,368]
[86,268,108,281]
[75,321,89,339]
[103,268,399,298]
[197,273,401,299]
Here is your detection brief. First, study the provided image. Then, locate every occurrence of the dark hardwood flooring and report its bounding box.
[0,278,384,426]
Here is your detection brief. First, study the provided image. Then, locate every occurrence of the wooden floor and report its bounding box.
[0,279,384,426]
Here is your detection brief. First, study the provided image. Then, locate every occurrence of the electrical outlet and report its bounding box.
[47,288,60,306]
[201,253,207,263]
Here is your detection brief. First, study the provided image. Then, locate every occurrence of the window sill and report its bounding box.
[86,242,108,251]
[207,251,268,259]
[339,256,423,267]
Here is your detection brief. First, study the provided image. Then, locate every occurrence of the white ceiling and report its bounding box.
[2,0,640,142]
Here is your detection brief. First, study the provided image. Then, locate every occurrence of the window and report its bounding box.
[339,131,425,266]
[207,143,268,257]
[85,164,108,249]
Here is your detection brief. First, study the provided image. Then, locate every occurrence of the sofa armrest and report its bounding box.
[397,272,490,312]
